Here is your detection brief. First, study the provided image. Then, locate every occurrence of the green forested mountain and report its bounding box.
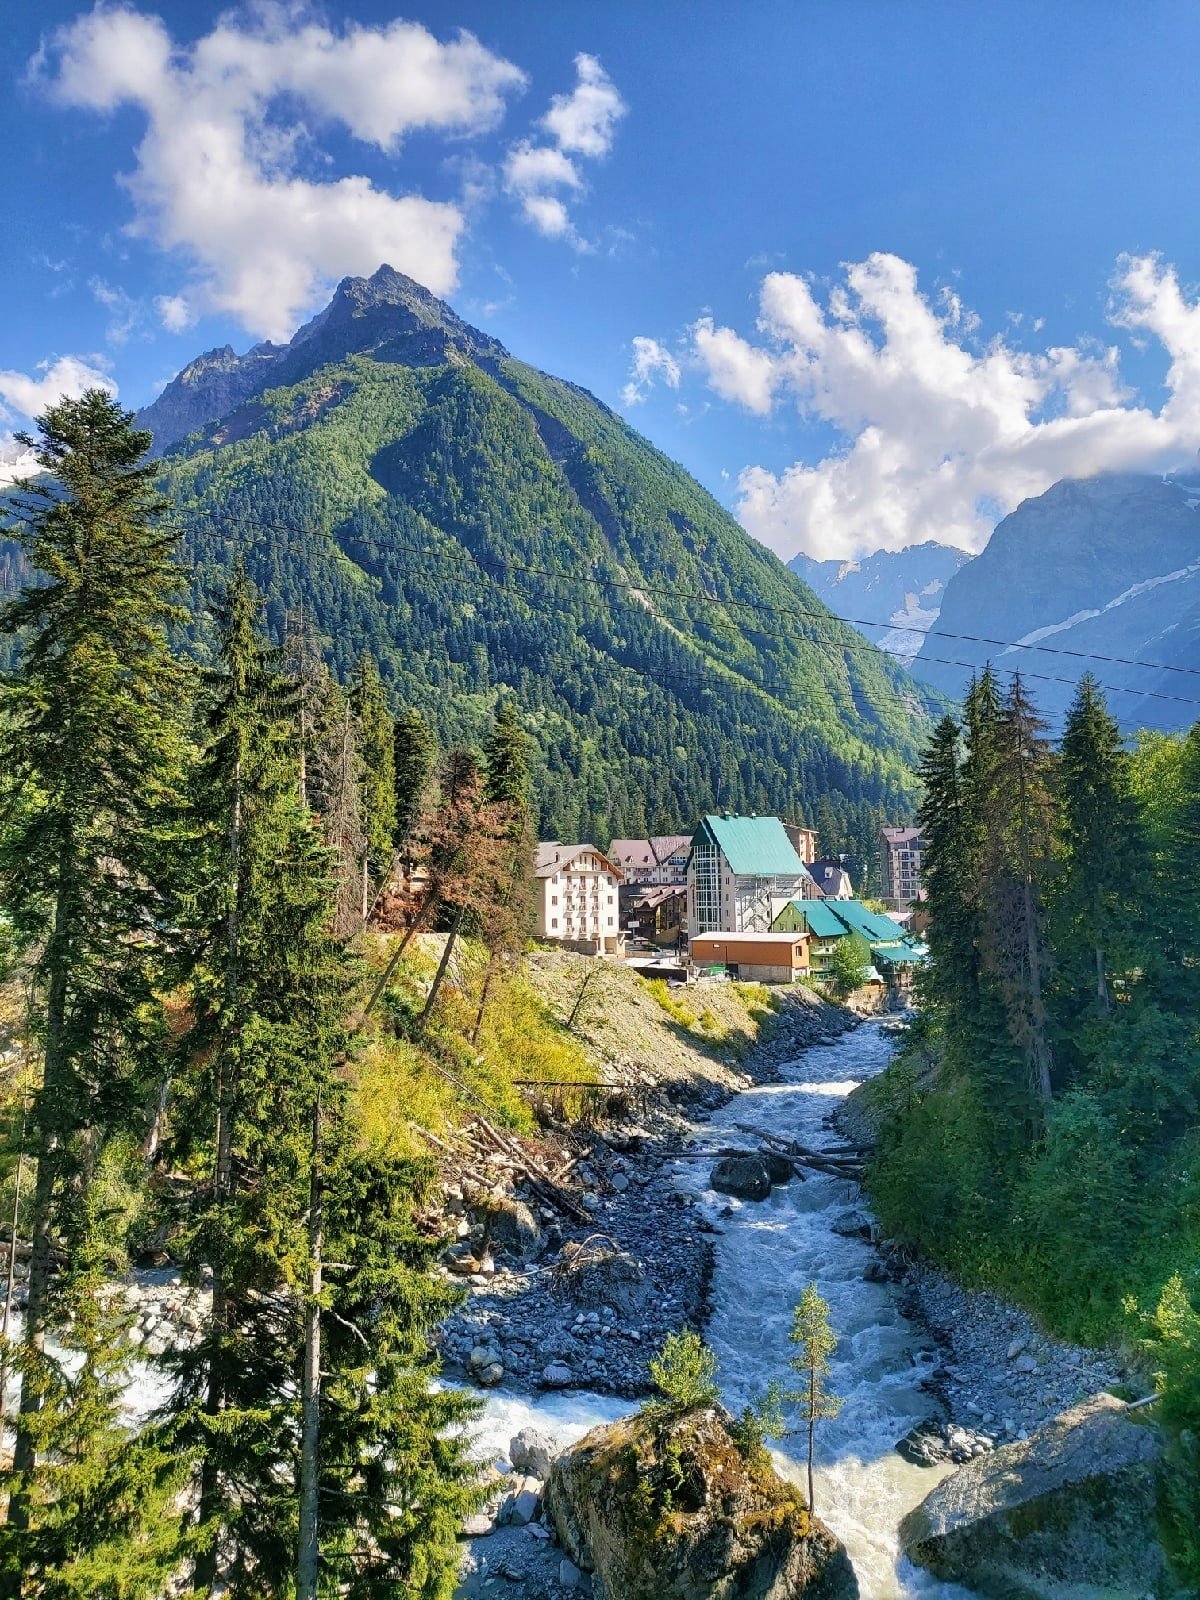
[77,268,941,842]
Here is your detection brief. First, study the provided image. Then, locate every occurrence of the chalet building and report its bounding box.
[622,882,687,947]
[773,896,926,986]
[807,856,854,899]
[690,931,811,985]
[535,843,624,955]
[880,825,926,909]
[687,814,811,937]
[607,834,691,886]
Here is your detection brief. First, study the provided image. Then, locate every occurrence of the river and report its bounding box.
[471,1019,975,1598]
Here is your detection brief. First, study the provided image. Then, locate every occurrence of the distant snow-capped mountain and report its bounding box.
[908,472,1200,731]
[0,441,39,488]
[789,541,974,664]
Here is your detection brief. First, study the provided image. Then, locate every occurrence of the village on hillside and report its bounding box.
[530,816,929,1000]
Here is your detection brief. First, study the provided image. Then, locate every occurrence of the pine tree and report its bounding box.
[788,1283,841,1519]
[351,653,397,885]
[472,699,537,1044]
[1053,676,1145,1047]
[393,708,438,855]
[916,715,976,1022]
[163,561,331,1598]
[981,675,1056,1109]
[0,391,190,1596]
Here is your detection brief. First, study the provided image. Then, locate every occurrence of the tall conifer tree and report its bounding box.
[0,391,190,1595]
[350,653,397,885]
[393,708,438,855]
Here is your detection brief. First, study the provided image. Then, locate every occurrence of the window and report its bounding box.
[551,895,558,905]
[552,918,558,929]
[607,895,614,905]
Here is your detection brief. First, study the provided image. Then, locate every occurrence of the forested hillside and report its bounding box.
[124,265,938,849]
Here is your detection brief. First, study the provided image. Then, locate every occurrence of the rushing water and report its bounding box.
[475,1020,975,1598]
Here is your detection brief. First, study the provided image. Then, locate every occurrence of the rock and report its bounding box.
[710,1154,772,1201]
[556,1246,653,1319]
[558,1557,583,1589]
[462,1512,495,1537]
[509,1486,541,1525]
[1006,1337,1027,1360]
[483,1197,545,1263]
[541,1361,573,1388]
[862,1260,889,1284]
[610,1172,630,1193]
[900,1393,1172,1599]
[545,1404,859,1600]
[830,1208,873,1240]
[510,1427,557,1479]
[1013,1353,1038,1374]
[476,1362,504,1387]
[761,1151,795,1185]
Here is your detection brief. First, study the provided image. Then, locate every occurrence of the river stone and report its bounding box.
[545,1404,859,1600]
[762,1151,795,1185]
[510,1426,557,1479]
[900,1393,1174,1599]
[482,1196,545,1263]
[710,1154,772,1201]
[557,1246,653,1318]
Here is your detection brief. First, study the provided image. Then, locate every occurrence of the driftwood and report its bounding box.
[660,1143,863,1181]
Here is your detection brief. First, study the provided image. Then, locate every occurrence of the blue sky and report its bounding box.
[5,1,1200,561]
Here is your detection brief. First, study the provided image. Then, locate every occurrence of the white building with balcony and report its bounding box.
[687,814,812,937]
[535,843,624,955]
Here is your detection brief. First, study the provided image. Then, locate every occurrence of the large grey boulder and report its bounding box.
[711,1154,773,1200]
[480,1196,544,1263]
[545,1404,858,1600]
[900,1393,1177,1599]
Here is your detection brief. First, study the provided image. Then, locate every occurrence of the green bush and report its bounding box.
[645,1330,719,1415]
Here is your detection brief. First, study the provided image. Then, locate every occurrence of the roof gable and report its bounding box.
[696,814,804,877]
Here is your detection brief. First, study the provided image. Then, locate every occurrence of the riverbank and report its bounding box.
[436,977,856,1397]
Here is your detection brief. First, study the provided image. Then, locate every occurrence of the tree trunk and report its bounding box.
[359,882,440,1022]
[0,1087,30,1426]
[1022,875,1053,1102]
[195,755,242,1595]
[296,1094,323,1600]
[469,950,501,1048]
[7,838,73,1554]
[807,1369,816,1517]
[1095,944,1110,1013]
[419,905,466,1026]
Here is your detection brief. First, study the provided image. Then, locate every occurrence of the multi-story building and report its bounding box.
[879,826,926,909]
[783,823,819,867]
[607,834,691,886]
[807,856,854,900]
[535,843,624,955]
[687,814,810,937]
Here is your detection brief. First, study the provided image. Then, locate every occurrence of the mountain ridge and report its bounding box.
[789,540,973,664]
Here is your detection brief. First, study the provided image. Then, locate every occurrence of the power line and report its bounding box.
[168,507,1200,719]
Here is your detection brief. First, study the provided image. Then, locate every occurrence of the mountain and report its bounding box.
[789,542,973,665]
[10,264,939,844]
[908,472,1200,731]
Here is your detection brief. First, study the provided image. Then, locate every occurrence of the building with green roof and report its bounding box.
[687,814,811,936]
[772,896,926,979]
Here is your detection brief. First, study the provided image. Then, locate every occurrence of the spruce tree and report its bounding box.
[393,708,438,855]
[916,715,976,1023]
[1053,676,1145,1048]
[472,700,537,1043]
[350,653,397,885]
[0,391,190,1596]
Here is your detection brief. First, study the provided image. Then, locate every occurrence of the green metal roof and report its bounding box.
[697,815,804,877]
[790,898,846,938]
[828,900,909,944]
[872,941,927,966]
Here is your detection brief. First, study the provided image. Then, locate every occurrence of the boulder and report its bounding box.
[900,1393,1175,1599]
[545,1404,859,1600]
[510,1426,557,1479]
[482,1196,545,1263]
[762,1151,795,1185]
[556,1245,653,1319]
[710,1155,772,1201]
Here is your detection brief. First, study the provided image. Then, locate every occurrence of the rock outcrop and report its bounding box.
[711,1154,773,1200]
[545,1404,859,1600]
[900,1393,1176,1599]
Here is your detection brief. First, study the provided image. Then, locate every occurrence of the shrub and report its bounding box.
[646,1330,719,1415]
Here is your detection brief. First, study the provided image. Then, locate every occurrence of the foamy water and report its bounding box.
[477,1021,975,1597]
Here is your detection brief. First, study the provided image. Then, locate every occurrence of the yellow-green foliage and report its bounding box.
[351,935,597,1160]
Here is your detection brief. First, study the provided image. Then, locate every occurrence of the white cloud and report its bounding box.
[671,251,1200,561]
[621,335,681,406]
[0,355,116,422]
[37,8,527,341]
[504,54,624,247]
[155,293,194,334]
[541,52,625,157]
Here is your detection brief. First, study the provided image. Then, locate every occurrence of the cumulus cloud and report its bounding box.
[621,336,682,406]
[504,53,625,245]
[653,251,1200,561]
[36,7,527,341]
[0,354,116,422]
